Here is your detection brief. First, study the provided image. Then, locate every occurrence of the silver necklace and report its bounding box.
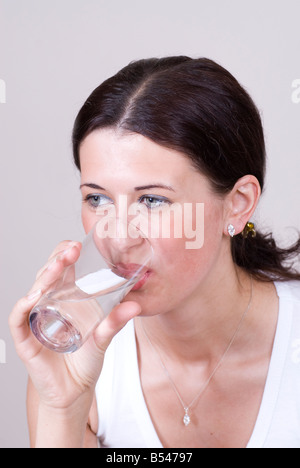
[140,277,253,427]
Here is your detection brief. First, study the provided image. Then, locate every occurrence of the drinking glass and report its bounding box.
[29,218,153,353]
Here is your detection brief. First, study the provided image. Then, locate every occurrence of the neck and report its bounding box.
[137,263,254,364]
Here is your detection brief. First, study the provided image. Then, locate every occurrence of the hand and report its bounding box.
[9,241,141,411]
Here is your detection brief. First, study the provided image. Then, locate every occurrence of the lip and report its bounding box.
[114,263,145,278]
[131,270,152,291]
[114,263,152,291]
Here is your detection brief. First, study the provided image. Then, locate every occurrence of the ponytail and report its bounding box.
[231,229,300,282]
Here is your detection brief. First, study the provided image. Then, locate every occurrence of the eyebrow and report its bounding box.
[80,183,175,192]
[80,183,105,190]
[134,184,175,192]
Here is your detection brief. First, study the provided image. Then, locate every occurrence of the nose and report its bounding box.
[95,217,145,246]
[109,234,144,253]
[94,217,151,266]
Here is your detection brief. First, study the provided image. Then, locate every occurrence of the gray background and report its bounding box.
[0,0,299,448]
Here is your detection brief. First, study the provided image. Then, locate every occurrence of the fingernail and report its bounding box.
[62,242,78,256]
[61,242,77,255]
[47,257,57,271]
[26,289,42,301]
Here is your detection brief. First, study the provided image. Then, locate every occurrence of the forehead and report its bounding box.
[79,128,214,199]
[80,128,192,175]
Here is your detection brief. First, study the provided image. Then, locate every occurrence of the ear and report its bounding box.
[224,175,261,236]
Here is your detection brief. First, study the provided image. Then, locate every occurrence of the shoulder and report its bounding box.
[275,280,300,305]
[274,280,300,331]
[274,280,300,366]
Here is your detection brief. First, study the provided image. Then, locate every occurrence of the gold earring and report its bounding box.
[242,222,256,239]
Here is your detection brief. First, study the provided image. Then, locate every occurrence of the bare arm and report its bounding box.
[27,377,99,448]
[9,241,141,449]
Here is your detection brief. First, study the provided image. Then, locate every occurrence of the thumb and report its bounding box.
[93,301,142,353]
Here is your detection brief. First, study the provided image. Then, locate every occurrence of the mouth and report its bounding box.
[131,270,152,291]
[114,263,152,291]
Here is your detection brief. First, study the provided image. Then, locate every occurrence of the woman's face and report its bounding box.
[79,128,227,316]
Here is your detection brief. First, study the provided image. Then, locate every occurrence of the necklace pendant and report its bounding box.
[183,409,191,426]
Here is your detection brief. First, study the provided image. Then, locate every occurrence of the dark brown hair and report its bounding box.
[72,56,300,282]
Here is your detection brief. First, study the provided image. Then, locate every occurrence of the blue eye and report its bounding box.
[139,195,170,209]
[85,194,113,208]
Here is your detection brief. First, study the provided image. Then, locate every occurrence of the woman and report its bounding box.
[9,56,300,448]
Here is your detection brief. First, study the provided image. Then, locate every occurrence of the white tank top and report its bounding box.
[95,280,300,448]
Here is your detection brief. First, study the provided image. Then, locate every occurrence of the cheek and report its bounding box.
[153,236,218,284]
[150,202,224,289]
[81,209,97,234]
[132,236,219,315]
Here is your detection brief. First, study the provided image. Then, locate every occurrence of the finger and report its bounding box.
[29,243,81,296]
[10,244,81,351]
[9,289,43,347]
[35,241,81,280]
[93,301,142,353]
